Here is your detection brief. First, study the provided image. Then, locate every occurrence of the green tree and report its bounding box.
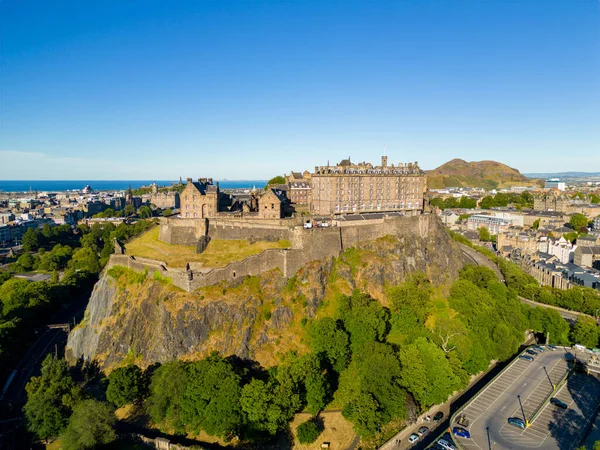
[478,226,491,242]
[307,317,351,372]
[570,213,589,232]
[180,353,243,437]
[106,364,146,407]
[138,205,153,218]
[339,292,389,351]
[24,354,83,441]
[61,399,116,450]
[240,377,298,435]
[570,316,599,349]
[532,218,540,230]
[342,392,382,438]
[146,361,187,432]
[68,247,101,274]
[16,253,35,271]
[296,418,324,444]
[266,175,286,188]
[22,228,40,251]
[162,208,173,217]
[124,204,136,216]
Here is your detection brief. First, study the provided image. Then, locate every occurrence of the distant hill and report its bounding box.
[524,172,600,179]
[427,159,535,190]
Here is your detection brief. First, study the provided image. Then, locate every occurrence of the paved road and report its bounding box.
[452,346,600,450]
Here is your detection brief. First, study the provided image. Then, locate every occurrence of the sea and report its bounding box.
[0,180,267,193]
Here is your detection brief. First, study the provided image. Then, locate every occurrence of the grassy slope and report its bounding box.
[125,226,291,268]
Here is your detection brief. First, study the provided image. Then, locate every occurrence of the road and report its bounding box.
[519,297,589,323]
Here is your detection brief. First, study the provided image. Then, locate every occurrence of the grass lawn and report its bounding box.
[125,226,291,268]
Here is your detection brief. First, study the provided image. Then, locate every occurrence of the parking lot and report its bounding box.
[450,346,600,450]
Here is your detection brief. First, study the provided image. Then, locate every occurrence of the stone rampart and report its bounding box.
[113,214,438,292]
[158,218,207,245]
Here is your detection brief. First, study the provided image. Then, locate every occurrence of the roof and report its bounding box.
[576,246,600,255]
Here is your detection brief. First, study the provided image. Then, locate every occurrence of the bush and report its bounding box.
[296,417,323,444]
[106,364,146,407]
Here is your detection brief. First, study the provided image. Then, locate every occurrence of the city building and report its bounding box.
[310,156,427,216]
[544,178,566,191]
[573,246,600,269]
[466,214,511,235]
[286,172,312,211]
[595,216,600,231]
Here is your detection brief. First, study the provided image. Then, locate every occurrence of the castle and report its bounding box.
[110,155,431,291]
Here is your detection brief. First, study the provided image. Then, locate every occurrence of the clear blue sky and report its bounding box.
[1,0,599,180]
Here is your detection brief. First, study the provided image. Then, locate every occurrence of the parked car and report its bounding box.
[547,344,557,351]
[519,354,534,362]
[437,439,457,450]
[453,427,471,438]
[526,349,538,356]
[434,411,445,421]
[533,345,545,352]
[508,417,526,429]
[550,397,568,409]
[417,426,429,436]
[408,433,420,444]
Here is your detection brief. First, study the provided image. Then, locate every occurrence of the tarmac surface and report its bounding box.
[450,346,600,450]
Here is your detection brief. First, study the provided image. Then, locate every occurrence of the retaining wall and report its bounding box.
[113,214,437,292]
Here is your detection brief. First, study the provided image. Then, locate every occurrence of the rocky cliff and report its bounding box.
[66,216,472,371]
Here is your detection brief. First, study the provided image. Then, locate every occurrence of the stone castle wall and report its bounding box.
[113,214,437,292]
[158,218,207,245]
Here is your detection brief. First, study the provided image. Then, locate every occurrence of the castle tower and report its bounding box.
[381,155,388,167]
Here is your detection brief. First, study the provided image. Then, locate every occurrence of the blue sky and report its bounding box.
[1,0,599,180]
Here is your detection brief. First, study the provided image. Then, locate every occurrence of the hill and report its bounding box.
[427,158,534,189]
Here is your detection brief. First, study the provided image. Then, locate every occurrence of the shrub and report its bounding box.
[296,417,323,444]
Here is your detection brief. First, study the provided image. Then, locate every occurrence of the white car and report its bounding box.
[408,433,419,444]
[437,438,457,450]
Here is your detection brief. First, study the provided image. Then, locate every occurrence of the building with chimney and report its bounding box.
[310,156,427,216]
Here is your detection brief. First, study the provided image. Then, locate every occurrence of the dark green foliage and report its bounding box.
[429,196,477,210]
[24,354,83,440]
[61,399,116,450]
[22,228,40,251]
[180,353,243,437]
[479,192,533,209]
[106,364,146,407]
[307,317,351,372]
[339,291,389,351]
[146,361,187,433]
[296,417,324,444]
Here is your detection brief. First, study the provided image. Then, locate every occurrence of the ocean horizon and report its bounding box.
[0,180,268,193]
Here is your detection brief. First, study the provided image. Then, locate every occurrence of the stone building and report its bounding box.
[259,188,288,219]
[286,171,312,211]
[533,189,569,212]
[573,246,600,269]
[310,156,427,216]
[149,183,180,209]
[180,178,221,219]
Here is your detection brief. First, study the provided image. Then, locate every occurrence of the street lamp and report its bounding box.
[543,366,556,390]
[517,395,529,427]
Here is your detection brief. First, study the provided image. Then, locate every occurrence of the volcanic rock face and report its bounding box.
[66,216,471,371]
